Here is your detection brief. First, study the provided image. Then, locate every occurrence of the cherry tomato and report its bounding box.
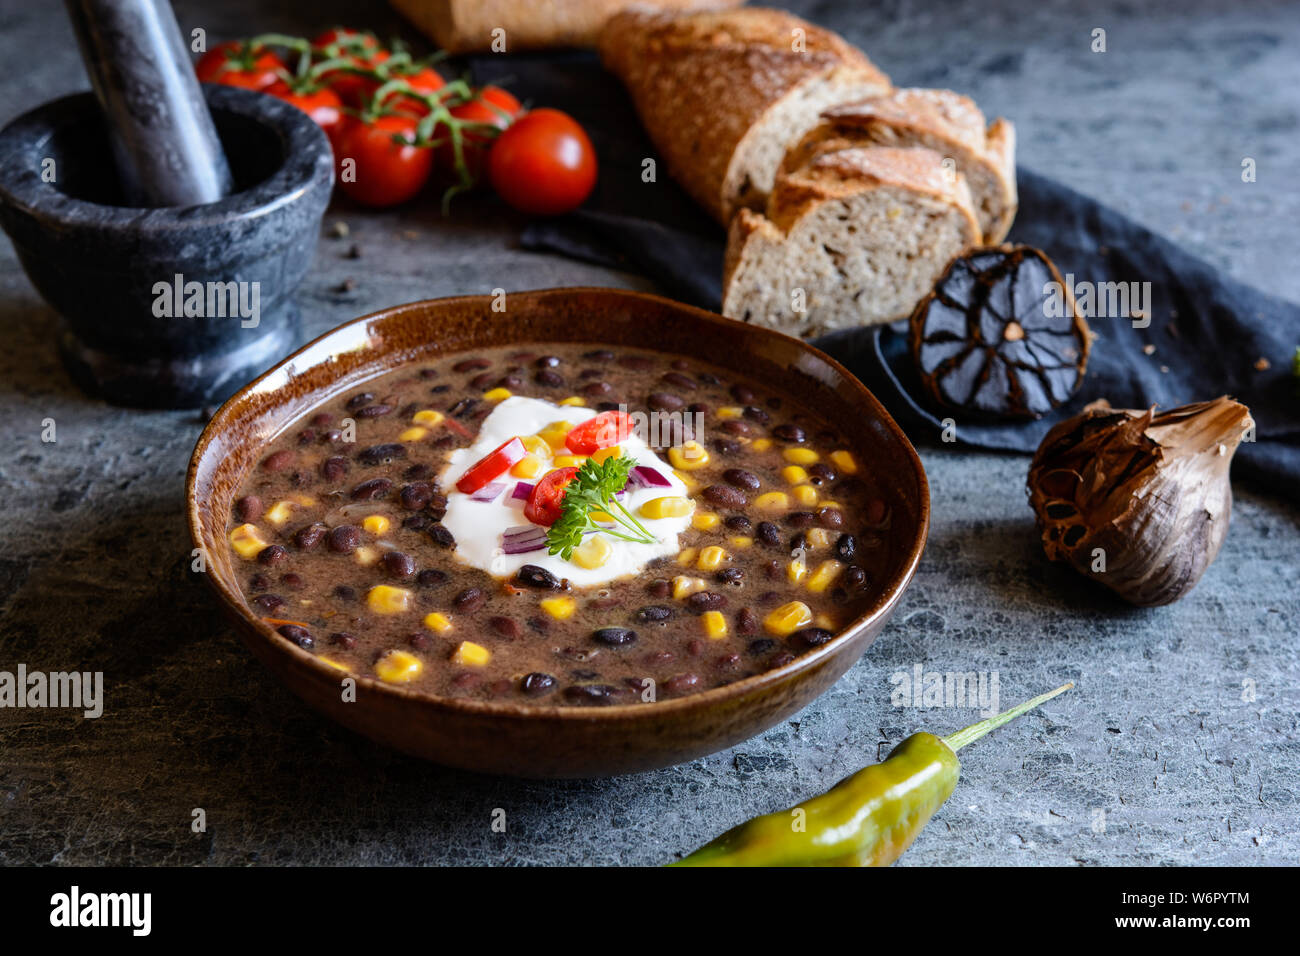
[334,114,433,207]
[196,41,284,91]
[435,86,522,181]
[564,410,632,455]
[313,29,390,108]
[456,437,527,495]
[266,83,344,146]
[524,467,578,526]
[384,66,447,117]
[488,108,597,216]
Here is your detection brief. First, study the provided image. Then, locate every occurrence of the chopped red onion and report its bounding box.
[629,465,671,488]
[470,481,506,502]
[501,524,548,554]
[511,481,534,501]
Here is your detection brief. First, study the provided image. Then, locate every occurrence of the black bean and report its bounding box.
[702,484,747,509]
[724,514,752,533]
[663,673,700,695]
[699,372,721,386]
[593,627,637,647]
[453,587,485,613]
[297,428,317,445]
[687,402,709,416]
[333,584,357,602]
[358,443,406,466]
[771,651,796,668]
[489,616,519,639]
[661,371,696,390]
[407,633,431,652]
[807,463,837,484]
[716,567,744,586]
[526,616,550,634]
[634,605,673,623]
[563,684,618,705]
[353,404,392,418]
[723,468,761,492]
[521,672,557,696]
[426,524,455,548]
[399,481,433,511]
[470,370,496,389]
[235,495,263,522]
[417,568,448,588]
[329,631,357,650]
[835,534,857,562]
[321,456,349,482]
[536,355,561,368]
[310,412,334,427]
[293,524,327,551]
[789,628,835,651]
[448,398,477,418]
[535,369,564,388]
[721,420,752,436]
[328,525,361,553]
[403,463,433,481]
[646,578,671,598]
[402,514,430,531]
[844,566,868,590]
[596,401,620,412]
[818,507,845,530]
[249,573,271,592]
[430,384,451,394]
[582,380,613,397]
[742,405,770,424]
[756,521,782,547]
[785,511,817,528]
[648,391,685,412]
[746,638,777,656]
[277,624,313,649]
[253,594,284,612]
[262,449,294,471]
[686,591,726,613]
[350,477,392,500]
[583,349,614,361]
[618,355,654,370]
[346,392,375,409]
[382,551,416,579]
[418,368,438,380]
[710,438,742,456]
[789,532,809,552]
[773,423,806,443]
[516,565,560,589]
[427,493,448,521]
[454,358,491,373]
[289,469,312,488]
[730,384,756,403]
[280,572,304,590]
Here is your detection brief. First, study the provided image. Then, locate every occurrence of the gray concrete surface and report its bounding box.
[0,0,1296,866]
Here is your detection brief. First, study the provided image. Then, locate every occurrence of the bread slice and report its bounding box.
[599,7,892,223]
[784,88,1017,242]
[722,147,981,336]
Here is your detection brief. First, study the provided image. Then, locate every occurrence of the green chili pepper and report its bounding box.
[671,682,1073,867]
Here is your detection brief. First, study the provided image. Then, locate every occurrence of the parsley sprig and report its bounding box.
[547,454,658,559]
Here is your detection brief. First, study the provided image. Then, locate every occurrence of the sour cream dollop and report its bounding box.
[440,396,690,587]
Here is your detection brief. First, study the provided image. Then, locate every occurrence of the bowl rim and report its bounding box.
[187,288,930,723]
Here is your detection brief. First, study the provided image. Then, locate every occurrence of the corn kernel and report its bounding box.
[783,447,820,465]
[316,656,349,673]
[553,454,587,468]
[692,511,720,531]
[814,613,836,631]
[520,435,552,458]
[511,454,543,478]
[782,465,809,485]
[398,426,429,442]
[755,491,790,511]
[787,553,808,584]
[412,409,445,427]
[829,450,859,474]
[483,387,512,403]
[640,495,694,520]
[819,500,842,510]
[423,612,453,633]
[697,545,728,571]
[590,445,622,465]
[362,515,390,535]
[451,641,491,667]
[572,534,612,569]
[806,527,831,549]
[590,509,613,522]
[676,547,698,567]
[559,396,586,407]
[729,536,753,549]
[751,438,773,452]
[229,523,268,560]
[716,406,744,420]
[355,546,380,566]
[765,601,813,637]
[538,420,573,450]
[367,585,412,615]
[668,440,710,471]
[672,575,708,599]
[702,610,728,640]
[792,484,819,506]
[672,468,700,492]
[539,596,576,620]
[806,559,845,593]
[374,649,423,683]
[264,499,300,527]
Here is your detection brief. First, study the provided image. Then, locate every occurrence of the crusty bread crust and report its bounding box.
[783,88,1018,241]
[600,7,891,223]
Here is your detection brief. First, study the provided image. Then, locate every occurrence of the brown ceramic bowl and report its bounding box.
[187,288,929,778]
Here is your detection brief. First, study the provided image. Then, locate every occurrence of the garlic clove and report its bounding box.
[1026,396,1253,607]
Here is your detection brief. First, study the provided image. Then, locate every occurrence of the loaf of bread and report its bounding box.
[722,147,981,335]
[784,88,1017,242]
[389,0,742,54]
[599,7,891,223]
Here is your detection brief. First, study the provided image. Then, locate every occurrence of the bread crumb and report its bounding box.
[1254,357,1271,371]
[1142,344,1156,356]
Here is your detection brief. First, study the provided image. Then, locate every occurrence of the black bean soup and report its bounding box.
[227,345,892,706]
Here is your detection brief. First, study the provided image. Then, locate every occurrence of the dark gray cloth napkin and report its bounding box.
[470,53,1299,496]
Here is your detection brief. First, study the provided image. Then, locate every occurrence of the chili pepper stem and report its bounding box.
[941,682,1073,752]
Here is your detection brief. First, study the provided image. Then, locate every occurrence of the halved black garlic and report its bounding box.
[909,245,1091,419]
